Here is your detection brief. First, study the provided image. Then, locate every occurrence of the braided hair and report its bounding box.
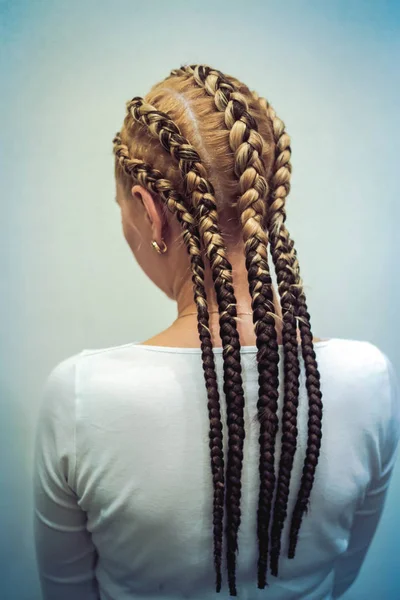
[112,138,225,589]
[127,97,247,596]
[169,64,302,587]
[112,66,323,595]
[259,97,323,560]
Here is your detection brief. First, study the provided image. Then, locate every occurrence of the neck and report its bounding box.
[174,250,283,320]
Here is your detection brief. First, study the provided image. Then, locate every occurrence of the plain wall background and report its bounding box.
[1,0,399,598]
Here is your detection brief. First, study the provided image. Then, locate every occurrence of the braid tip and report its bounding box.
[215,572,222,593]
[257,558,269,589]
[269,541,281,576]
[257,573,269,590]
[288,541,297,559]
[270,556,279,577]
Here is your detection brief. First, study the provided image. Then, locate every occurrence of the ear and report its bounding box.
[131,184,165,244]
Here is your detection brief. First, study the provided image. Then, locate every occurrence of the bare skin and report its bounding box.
[116,181,324,349]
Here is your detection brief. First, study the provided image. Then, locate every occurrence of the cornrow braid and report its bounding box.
[173,64,302,585]
[126,98,246,596]
[112,136,225,591]
[256,95,324,561]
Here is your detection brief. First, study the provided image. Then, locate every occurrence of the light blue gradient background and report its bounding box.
[1,1,399,598]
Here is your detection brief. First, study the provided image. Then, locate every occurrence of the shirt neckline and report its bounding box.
[130,338,335,355]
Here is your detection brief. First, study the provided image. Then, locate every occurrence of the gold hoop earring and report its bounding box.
[151,239,167,254]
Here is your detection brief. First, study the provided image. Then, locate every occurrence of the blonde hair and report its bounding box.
[113,65,323,596]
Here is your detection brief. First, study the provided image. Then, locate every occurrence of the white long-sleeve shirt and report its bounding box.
[32,338,400,600]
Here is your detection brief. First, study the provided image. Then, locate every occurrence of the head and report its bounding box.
[114,71,275,301]
[113,65,323,596]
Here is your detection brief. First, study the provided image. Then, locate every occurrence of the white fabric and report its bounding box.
[32,338,400,600]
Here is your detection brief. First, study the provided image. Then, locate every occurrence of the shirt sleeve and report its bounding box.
[332,353,400,598]
[32,354,100,600]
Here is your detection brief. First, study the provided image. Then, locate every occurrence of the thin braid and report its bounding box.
[112,136,225,591]
[126,99,246,596]
[258,95,324,560]
[175,64,302,585]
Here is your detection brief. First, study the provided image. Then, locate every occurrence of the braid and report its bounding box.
[178,68,300,587]
[112,135,225,591]
[257,95,324,561]
[175,65,302,585]
[126,99,246,596]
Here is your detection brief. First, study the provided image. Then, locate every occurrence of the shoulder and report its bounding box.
[319,338,396,389]
[325,338,400,450]
[323,338,389,368]
[38,352,83,426]
[37,343,139,434]
[329,337,398,386]
[43,352,81,391]
[42,342,139,394]
[319,338,399,424]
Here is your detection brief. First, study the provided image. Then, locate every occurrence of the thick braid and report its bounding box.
[171,66,278,587]
[126,100,246,596]
[286,250,323,560]
[257,96,324,560]
[113,135,225,591]
[175,65,302,585]
[247,95,301,576]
